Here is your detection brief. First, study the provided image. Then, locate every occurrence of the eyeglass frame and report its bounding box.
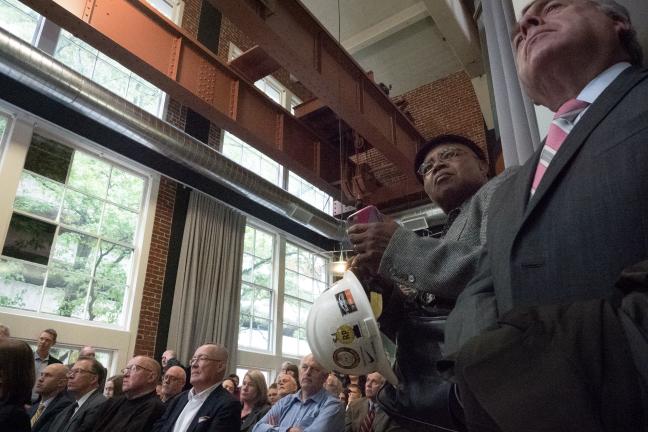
[121,364,153,375]
[189,355,225,366]
[416,146,472,177]
[68,368,97,376]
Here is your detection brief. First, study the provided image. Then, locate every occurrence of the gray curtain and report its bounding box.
[482,0,541,166]
[167,191,246,372]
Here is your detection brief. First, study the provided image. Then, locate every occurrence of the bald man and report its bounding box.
[160,365,186,403]
[30,363,73,432]
[94,356,165,432]
[253,354,345,432]
[153,344,241,432]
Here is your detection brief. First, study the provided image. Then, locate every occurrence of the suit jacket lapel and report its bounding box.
[524,67,648,220]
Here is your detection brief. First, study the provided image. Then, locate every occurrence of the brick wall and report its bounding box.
[134,177,177,356]
[393,71,487,159]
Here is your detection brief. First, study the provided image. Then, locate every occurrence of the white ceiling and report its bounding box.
[301,0,465,96]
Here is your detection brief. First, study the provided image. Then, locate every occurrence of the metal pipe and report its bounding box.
[0,27,346,241]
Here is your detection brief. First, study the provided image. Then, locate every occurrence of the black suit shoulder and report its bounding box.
[32,392,74,432]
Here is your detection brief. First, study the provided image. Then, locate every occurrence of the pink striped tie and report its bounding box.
[530,98,590,195]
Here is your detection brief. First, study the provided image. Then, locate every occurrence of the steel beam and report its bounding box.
[20,0,343,199]
[209,0,424,185]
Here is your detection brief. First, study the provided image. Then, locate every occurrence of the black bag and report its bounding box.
[377,312,462,432]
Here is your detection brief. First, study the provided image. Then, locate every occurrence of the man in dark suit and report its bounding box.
[48,356,106,432]
[153,343,240,432]
[29,363,72,432]
[345,372,407,432]
[450,0,647,430]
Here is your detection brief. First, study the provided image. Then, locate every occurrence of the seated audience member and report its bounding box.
[160,365,186,403]
[279,361,300,389]
[104,374,124,399]
[30,363,72,432]
[339,389,349,408]
[345,372,406,432]
[32,329,62,403]
[94,356,165,432]
[223,378,237,395]
[275,373,298,399]
[267,383,279,406]
[253,354,344,431]
[0,339,34,432]
[48,356,106,432]
[240,370,270,432]
[153,343,241,432]
[161,349,180,372]
[228,373,241,399]
[324,373,343,397]
[78,346,95,358]
[0,323,9,340]
[347,384,362,405]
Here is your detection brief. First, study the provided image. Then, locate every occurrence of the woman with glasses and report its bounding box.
[240,370,270,432]
[0,339,34,432]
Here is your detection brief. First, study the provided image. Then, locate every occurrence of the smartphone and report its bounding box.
[346,205,384,227]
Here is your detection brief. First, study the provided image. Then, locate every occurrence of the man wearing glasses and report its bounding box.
[48,356,107,432]
[161,365,188,404]
[94,355,165,431]
[153,343,241,432]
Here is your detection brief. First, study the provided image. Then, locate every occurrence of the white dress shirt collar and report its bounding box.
[577,62,631,105]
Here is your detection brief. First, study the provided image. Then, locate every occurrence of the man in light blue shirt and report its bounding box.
[253,354,344,432]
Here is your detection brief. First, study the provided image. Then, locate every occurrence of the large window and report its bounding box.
[222,132,282,186]
[239,225,275,351]
[237,222,329,376]
[288,173,333,215]
[0,133,147,327]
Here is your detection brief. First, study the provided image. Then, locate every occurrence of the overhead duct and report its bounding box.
[0,27,346,241]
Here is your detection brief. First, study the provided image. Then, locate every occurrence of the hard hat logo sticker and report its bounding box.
[332,347,361,369]
[335,289,358,316]
[332,324,362,344]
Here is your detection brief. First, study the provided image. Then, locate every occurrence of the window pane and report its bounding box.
[0,115,8,141]
[298,249,313,276]
[24,134,73,184]
[125,78,163,116]
[68,152,110,199]
[282,324,300,356]
[284,270,298,297]
[285,244,298,271]
[51,229,97,275]
[298,274,313,302]
[94,241,132,285]
[42,268,89,318]
[243,226,255,255]
[0,258,45,311]
[93,57,130,97]
[255,230,273,260]
[107,168,145,211]
[146,0,175,19]
[89,279,125,324]
[60,189,103,234]
[253,258,272,288]
[0,0,40,43]
[54,33,98,78]
[238,314,252,348]
[313,256,326,282]
[241,253,254,283]
[299,301,311,327]
[251,317,270,351]
[240,283,253,316]
[14,172,64,220]
[100,204,138,244]
[283,295,299,326]
[253,287,272,319]
[2,213,56,265]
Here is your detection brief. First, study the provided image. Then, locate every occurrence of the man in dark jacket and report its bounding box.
[29,363,73,432]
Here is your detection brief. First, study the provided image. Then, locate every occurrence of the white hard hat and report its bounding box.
[306,270,398,385]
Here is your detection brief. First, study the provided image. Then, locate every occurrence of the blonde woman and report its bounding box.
[240,370,270,432]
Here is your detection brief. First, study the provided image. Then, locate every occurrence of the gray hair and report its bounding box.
[591,0,643,66]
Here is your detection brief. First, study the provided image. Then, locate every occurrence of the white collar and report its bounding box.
[577,62,631,104]
[187,382,220,402]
